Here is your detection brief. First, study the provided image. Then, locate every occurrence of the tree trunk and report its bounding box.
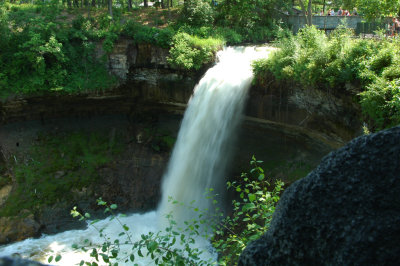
[144,0,148,7]
[299,0,312,26]
[127,0,132,10]
[307,0,312,26]
[108,0,113,18]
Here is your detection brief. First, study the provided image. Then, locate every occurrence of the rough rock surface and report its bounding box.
[0,211,40,244]
[239,125,400,265]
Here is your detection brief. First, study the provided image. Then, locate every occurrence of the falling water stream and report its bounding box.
[0,46,274,265]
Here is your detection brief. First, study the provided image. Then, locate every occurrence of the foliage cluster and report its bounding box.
[167,32,223,70]
[0,131,123,217]
[176,0,286,44]
[49,157,283,265]
[214,0,288,42]
[212,157,284,265]
[253,25,400,130]
[180,0,215,27]
[63,198,215,266]
[0,5,118,98]
[0,0,291,96]
[356,0,400,21]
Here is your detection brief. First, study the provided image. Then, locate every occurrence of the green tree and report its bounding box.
[216,0,288,28]
[356,0,400,21]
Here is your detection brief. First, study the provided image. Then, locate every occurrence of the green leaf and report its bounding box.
[138,249,143,257]
[55,254,62,262]
[248,193,256,202]
[130,254,135,262]
[243,203,256,211]
[123,224,130,231]
[100,254,109,263]
[48,256,53,263]
[147,240,158,252]
[111,249,118,258]
[110,204,118,210]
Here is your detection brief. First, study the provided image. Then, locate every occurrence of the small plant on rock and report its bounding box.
[212,156,284,265]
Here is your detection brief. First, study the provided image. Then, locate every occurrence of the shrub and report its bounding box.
[167,32,223,71]
[368,46,396,75]
[0,7,118,97]
[382,64,400,81]
[214,27,243,45]
[212,156,284,265]
[253,25,400,130]
[122,20,175,48]
[359,78,400,130]
[180,0,215,27]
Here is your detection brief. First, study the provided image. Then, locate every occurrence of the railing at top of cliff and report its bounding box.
[283,15,388,35]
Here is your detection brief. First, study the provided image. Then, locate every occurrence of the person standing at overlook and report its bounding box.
[391,17,397,36]
[396,18,400,35]
[338,7,343,16]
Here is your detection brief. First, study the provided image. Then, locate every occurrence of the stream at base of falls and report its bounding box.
[0,46,275,265]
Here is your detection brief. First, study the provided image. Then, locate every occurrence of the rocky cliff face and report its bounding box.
[0,113,179,244]
[239,125,400,265]
[247,78,362,148]
[0,42,363,244]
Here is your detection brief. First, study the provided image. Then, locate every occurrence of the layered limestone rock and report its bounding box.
[247,79,362,148]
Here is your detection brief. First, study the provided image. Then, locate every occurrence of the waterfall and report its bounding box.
[0,46,273,265]
[157,46,266,227]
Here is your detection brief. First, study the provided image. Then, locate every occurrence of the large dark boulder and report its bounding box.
[239,126,400,265]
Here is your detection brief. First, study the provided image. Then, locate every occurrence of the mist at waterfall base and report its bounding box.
[0,46,273,265]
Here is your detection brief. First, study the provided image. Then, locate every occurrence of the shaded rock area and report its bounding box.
[0,112,181,244]
[239,125,400,265]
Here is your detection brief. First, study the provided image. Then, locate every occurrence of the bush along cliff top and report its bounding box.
[0,0,287,99]
[252,25,400,131]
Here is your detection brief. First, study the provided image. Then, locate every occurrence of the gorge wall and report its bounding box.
[0,39,363,244]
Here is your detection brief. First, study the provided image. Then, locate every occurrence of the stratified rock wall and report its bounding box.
[247,78,362,146]
[239,125,400,265]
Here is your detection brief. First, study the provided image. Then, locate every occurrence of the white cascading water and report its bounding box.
[0,46,274,265]
[157,46,271,228]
